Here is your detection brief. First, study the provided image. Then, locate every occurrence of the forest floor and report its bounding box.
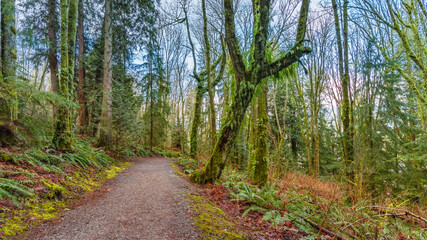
[23,157,199,240]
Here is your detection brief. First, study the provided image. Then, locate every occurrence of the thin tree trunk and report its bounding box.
[184,1,226,159]
[48,0,58,119]
[190,86,204,158]
[149,43,154,150]
[67,0,78,94]
[248,101,257,175]
[77,0,87,129]
[202,0,217,152]
[343,0,354,176]
[332,0,353,178]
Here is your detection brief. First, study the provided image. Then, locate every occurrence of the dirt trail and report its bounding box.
[25,157,199,240]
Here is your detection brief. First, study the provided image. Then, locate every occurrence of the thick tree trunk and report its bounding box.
[53,0,73,150]
[98,0,113,148]
[1,0,18,121]
[252,84,268,186]
[48,0,58,118]
[77,0,87,129]
[190,80,256,184]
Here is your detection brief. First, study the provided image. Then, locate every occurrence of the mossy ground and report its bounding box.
[172,158,248,239]
[0,161,132,239]
[187,193,247,240]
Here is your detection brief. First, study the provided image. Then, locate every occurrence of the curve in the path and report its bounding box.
[26,157,199,240]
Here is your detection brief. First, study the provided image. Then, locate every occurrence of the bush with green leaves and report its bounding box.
[175,158,197,175]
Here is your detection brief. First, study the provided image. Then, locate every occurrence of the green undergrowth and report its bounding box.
[187,193,247,239]
[177,158,427,240]
[172,159,246,239]
[0,140,134,239]
[0,161,132,239]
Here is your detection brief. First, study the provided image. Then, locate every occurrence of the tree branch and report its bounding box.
[299,215,349,240]
[224,0,247,85]
[258,45,312,81]
[212,37,227,87]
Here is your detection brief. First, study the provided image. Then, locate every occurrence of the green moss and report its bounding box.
[0,152,15,164]
[1,215,27,239]
[65,171,100,192]
[42,178,69,200]
[187,193,248,239]
[170,162,187,177]
[0,200,66,239]
[104,162,133,179]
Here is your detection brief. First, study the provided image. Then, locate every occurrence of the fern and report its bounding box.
[0,170,34,178]
[0,178,35,207]
[18,151,64,174]
[242,205,268,217]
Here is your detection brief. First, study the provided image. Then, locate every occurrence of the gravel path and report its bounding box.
[25,157,199,240]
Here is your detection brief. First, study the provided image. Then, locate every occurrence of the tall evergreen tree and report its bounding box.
[1,0,18,121]
[98,0,113,148]
[142,26,170,149]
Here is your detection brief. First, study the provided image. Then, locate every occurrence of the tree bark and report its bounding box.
[252,83,268,186]
[98,0,113,149]
[1,0,18,121]
[77,0,87,129]
[149,40,154,150]
[190,85,204,158]
[248,101,257,176]
[53,0,74,150]
[67,0,78,92]
[48,0,58,118]
[332,0,353,178]
[202,0,217,152]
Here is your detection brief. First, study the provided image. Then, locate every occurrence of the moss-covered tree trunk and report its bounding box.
[77,0,87,129]
[202,0,217,152]
[190,0,312,184]
[52,0,74,150]
[184,0,226,159]
[248,101,257,176]
[332,0,353,179]
[252,84,268,186]
[48,0,59,119]
[67,0,78,92]
[190,86,204,158]
[1,0,18,121]
[190,80,258,184]
[98,0,113,149]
